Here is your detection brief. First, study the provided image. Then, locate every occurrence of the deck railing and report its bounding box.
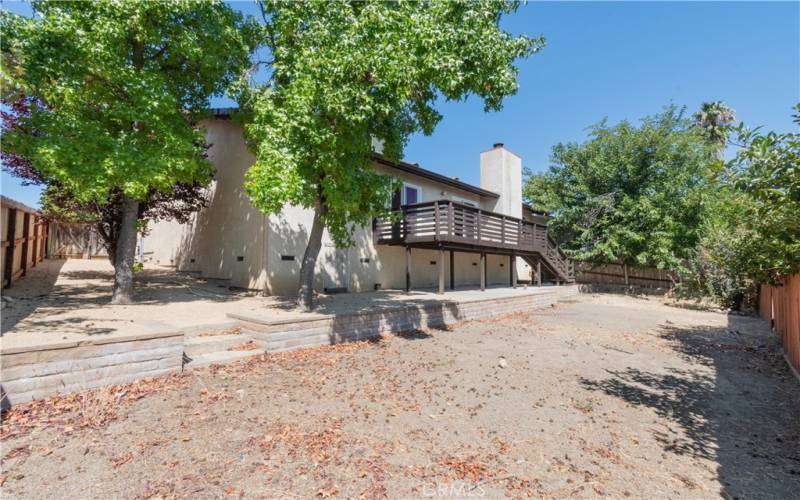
[374,200,573,280]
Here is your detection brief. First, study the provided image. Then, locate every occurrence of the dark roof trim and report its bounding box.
[372,153,499,199]
[522,202,551,217]
[208,108,498,199]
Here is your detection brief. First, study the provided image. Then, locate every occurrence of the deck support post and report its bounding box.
[480,252,486,291]
[405,246,411,293]
[510,254,516,288]
[449,250,455,290]
[437,247,445,294]
[536,260,542,287]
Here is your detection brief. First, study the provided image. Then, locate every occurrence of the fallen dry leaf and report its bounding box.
[110,451,133,468]
[317,481,339,497]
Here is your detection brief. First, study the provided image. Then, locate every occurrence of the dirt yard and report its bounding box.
[2,294,798,498]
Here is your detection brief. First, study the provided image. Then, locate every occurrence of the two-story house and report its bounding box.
[141,109,573,295]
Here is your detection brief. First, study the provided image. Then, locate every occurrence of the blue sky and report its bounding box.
[2,1,799,207]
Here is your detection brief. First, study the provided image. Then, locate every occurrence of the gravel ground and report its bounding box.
[2,294,798,499]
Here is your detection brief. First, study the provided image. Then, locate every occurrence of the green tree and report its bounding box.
[241,1,542,310]
[680,187,758,309]
[679,104,799,309]
[1,0,254,303]
[694,101,736,159]
[725,104,800,281]
[523,106,713,276]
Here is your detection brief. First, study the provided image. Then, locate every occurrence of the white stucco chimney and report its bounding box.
[479,143,522,218]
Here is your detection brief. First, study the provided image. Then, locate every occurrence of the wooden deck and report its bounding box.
[374,200,574,286]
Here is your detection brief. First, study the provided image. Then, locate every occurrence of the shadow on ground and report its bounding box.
[1,259,66,334]
[581,314,800,498]
[1,259,243,337]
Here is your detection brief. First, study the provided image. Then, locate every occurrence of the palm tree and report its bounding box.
[694,101,736,159]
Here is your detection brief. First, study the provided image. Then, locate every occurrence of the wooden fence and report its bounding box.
[1,196,48,288]
[759,275,800,375]
[47,222,108,259]
[576,262,674,289]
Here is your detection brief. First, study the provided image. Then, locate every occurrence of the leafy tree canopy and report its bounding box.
[724,104,800,281]
[241,0,541,245]
[678,104,799,307]
[1,95,208,265]
[240,0,542,308]
[1,0,255,204]
[1,0,255,302]
[524,105,714,270]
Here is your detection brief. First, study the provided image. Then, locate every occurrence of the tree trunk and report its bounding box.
[98,221,117,268]
[297,195,327,311]
[111,196,139,304]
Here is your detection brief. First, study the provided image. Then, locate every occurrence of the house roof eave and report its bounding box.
[372,153,499,200]
[207,108,500,200]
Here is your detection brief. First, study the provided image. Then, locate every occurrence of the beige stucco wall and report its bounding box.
[140,218,185,266]
[143,120,528,294]
[264,159,498,296]
[264,196,504,296]
[142,119,267,290]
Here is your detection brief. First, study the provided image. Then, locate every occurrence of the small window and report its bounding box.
[402,183,420,205]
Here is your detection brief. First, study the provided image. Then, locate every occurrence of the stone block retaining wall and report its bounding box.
[235,287,577,352]
[1,332,183,408]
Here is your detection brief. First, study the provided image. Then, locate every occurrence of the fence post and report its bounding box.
[3,208,18,288]
[31,215,38,268]
[20,212,31,277]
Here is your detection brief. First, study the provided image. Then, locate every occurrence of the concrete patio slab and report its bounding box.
[1,258,573,352]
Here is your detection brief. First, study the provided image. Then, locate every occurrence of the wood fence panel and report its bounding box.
[576,262,674,289]
[759,284,772,320]
[46,223,108,260]
[785,275,800,372]
[760,275,800,374]
[1,196,47,288]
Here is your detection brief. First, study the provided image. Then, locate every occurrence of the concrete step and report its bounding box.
[184,349,262,369]
[184,334,249,357]
[182,322,240,338]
